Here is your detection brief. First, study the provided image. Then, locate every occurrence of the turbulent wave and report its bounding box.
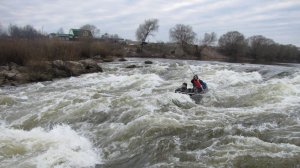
[1,58,300,167]
[0,124,101,167]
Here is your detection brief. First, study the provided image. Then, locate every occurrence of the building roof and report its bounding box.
[57,34,70,37]
[69,29,92,38]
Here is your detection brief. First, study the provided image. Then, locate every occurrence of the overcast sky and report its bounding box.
[1,0,300,46]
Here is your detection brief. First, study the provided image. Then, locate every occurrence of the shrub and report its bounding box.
[0,38,126,66]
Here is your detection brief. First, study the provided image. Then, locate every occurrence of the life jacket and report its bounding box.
[192,79,201,88]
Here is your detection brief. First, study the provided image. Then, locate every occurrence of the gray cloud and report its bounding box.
[0,0,299,46]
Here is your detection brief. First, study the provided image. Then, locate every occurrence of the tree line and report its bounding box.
[0,23,125,66]
[1,20,299,63]
[0,23,102,39]
[0,24,46,39]
[136,19,300,63]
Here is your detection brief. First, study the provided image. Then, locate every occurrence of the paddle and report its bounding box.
[188,64,196,75]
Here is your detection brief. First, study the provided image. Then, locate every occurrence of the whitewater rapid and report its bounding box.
[0,58,300,167]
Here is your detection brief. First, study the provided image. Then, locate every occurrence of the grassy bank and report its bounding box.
[0,38,125,66]
[1,38,299,68]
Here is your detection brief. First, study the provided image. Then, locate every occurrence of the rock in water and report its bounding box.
[79,59,103,73]
[144,60,153,64]
[126,65,137,68]
[119,58,127,62]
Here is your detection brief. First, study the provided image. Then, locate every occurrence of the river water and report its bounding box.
[1,58,300,168]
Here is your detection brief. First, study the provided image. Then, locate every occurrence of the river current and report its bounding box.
[1,58,300,168]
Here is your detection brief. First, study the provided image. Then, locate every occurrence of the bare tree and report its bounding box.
[218,31,246,61]
[247,35,275,47]
[277,44,299,62]
[9,24,43,39]
[201,32,217,46]
[169,24,196,48]
[80,24,100,37]
[0,23,3,35]
[9,24,20,37]
[246,35,300,62]
[0,23,6,37]
[101,33,122,43]
[136,18,159,45]
[246,35,275,61]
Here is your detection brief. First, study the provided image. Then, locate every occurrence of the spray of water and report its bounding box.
[1,58,299,167]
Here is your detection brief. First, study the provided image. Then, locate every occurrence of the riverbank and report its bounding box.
[0,58,104,86]
[0,45,224,87]
[1,54,298,87]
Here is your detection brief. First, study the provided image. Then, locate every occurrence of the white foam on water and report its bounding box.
[0,95,18,106]
[195,135,300,164]
[212,69,263,88]
[1,59,300,167]
[158,92,195,105]
[0,124,102,167]
[236,122,279,132]
[254,74,300,112]
[230,136,300,157]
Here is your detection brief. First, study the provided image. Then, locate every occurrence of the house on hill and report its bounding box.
[69,29,93,40]
[49,29,93,40]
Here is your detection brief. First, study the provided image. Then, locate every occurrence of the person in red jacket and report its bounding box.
[191,75,204,93]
